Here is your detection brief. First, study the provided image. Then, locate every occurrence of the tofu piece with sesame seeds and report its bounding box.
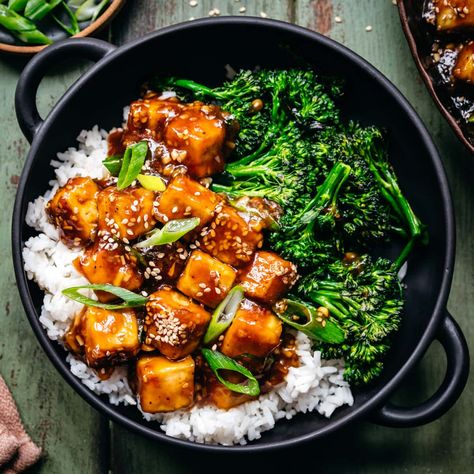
[98,186,157,241]
[77,307,140,369]
[176,250,237,308]
[141,242,188,284]
[198,205,264,268]
[433,0,474,31]
[238,251,298,304]
[73,238,143,302]
[136,355,195,413]
[144,288,211,360]
[453,41,474,83]
[164,102,226,178]
[221,299,282,359]
[124,98,184,145]
[46,177,100,248]
[155,174,223,227]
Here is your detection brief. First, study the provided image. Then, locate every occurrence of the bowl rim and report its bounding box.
[12,16,455,452]
[0,0,126,55]
[397,0,474,154]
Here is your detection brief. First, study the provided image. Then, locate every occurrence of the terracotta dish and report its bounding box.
[398,0,474,154]
[0,0,125,55]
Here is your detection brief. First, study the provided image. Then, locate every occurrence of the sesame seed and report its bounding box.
[260,11,267,18]
[171,206,178,213]
[198,283,207,289]
[335,16,342,23]
[126,229,134,236]
[196,291,204,297]
[365,25,373,32]
[239,6,246,13]
[189,0,197,6]
[215,288,221,295]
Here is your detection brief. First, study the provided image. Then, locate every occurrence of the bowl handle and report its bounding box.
[15,38,117,144]
[371,312,469,427]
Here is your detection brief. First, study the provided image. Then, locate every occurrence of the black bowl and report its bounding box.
[12,17,469,452]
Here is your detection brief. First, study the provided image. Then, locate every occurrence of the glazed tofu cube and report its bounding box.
[81,307,140,368]
[164,103,226,178]
[221,299,282,358]
[46,177,100,247]
[73,239,143,301]
[124,98,183,144]
[198,205,264,267]
[205,373,255,409]
[434,0,474,31]
[176,250,237,308]
[155,175,223,227]
[238,251,298,303]
[144,288,211,359]
[141,242,188,284]
[454,41,474,83]
[136,355,195,413]
[98,186,157,241]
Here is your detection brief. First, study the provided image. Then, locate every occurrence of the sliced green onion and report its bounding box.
[230,198,280,231]
[0,5,51,44]
[137,174,166,192]
[74,0,108,22]
[201,348,260,396]
[135,217,200,249]
[52,1,79,35]
[103,155,122,176]
[203,286,244,344]
[8,0,28,11]
[62,284,148,310]
[117,141,148,190]
[273,298,345,344]
[25,0,62,21]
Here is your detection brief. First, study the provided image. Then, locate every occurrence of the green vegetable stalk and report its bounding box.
[0,4,51,44]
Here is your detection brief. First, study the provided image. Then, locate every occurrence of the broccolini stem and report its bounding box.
[171,78,221,98]
[300,162,351,225]
[308,294,348,320]
[394,236,416,271]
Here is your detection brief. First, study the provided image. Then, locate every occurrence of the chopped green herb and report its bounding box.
[117,141,148,190]
[201,348,260,396]
[134,217,200,248]
[62,284,148,310]
[273,298,345,344]
[137,174,166,192]
[203,286,244,344]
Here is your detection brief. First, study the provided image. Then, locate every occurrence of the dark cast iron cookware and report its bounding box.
[12,17,469,452]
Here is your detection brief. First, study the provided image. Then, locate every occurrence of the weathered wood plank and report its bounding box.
[111,0,295,44]
[0,58,109,473]
[0,0,472,472]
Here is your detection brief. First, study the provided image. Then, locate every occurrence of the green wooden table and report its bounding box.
[0,1,473,472]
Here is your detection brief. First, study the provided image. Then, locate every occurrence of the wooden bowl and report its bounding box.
[397,0,474,154]
[0,0,125,55]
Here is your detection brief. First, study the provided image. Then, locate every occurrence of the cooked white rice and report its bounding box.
[22,125,354,445]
